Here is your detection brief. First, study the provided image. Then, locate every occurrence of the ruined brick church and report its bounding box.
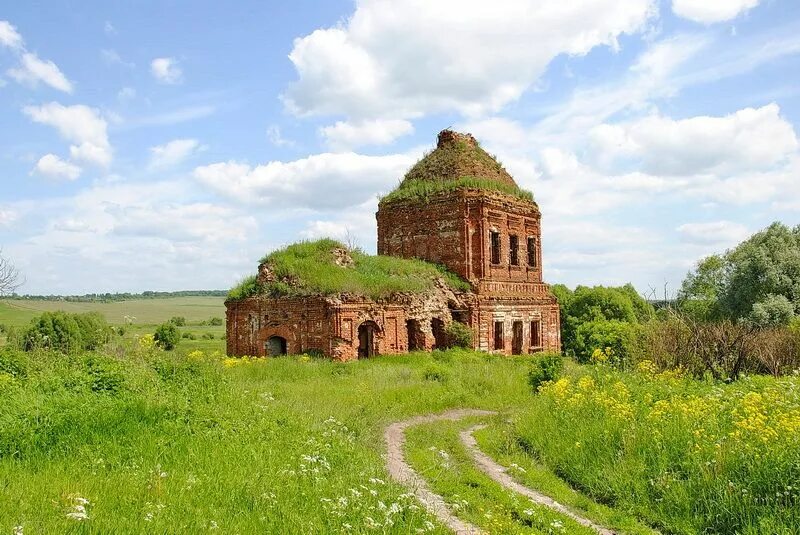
[226,130,560,360]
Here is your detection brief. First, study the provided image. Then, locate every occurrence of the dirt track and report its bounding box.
[384,409,616,535]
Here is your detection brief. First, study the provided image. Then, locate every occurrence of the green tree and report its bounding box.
[154,323,180,350]
[722,222,800,322]
[679,222,800,325]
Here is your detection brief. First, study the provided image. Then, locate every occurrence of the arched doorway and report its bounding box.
[266,335,287,356]
[358,321,379,358]
[406,319,423,351]
[431,318,446,350]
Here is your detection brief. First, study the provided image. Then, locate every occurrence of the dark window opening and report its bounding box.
[431,318,447,350]
[406,319,422,351]
[530,320,541,350]
[490,231,501,265]
[527,237,537,267]
[266,336,287,356]
[509,235,519,266]
[493,321,504,350]
[512,321,523,355]
[358,321,379,359]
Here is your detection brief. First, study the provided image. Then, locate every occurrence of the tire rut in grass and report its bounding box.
[386,410,620,535]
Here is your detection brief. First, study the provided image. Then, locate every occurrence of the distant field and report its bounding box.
[0,297,226,328]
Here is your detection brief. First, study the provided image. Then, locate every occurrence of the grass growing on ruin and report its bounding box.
[380,177,534,204]
[228,239,470,300]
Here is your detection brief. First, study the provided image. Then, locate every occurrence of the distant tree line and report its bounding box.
[5,290,228,302]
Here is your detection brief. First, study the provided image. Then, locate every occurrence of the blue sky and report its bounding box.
[1,0,799,295]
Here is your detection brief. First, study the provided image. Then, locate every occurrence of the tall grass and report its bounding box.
[505,363,800,534]
[0,346,531,533]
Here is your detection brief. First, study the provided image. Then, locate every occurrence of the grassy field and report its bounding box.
[0,297,226,328]
[1,297,797,533]
[0,297,226,348]
[1,338,797,533]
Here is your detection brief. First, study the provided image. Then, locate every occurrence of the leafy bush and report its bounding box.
[208,317,223,326]
[527,352,564,392]
[169,316,186,327]
[21,311,112,353]
[554,284,652,361]
[444,321,473,348]
[154,322,180,350]
[182,332,197,340]
[201,332,215,340]
[749,294,795,327]
[573,319,639,367]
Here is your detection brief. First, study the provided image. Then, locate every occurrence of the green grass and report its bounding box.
[503,363,800,534]
[0,348,536,533]
[472,425,656,535]
[229,239,470,301]
[380,177,534,205]
[0,297,225,327]
[405,418,598,534]
[1,341,795,533]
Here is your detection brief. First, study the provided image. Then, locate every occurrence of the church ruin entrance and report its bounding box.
[266,336,287,356]
[358,321,379,358]
[431,318,446,349]
[406,319,423,351]
[512,321,523,355]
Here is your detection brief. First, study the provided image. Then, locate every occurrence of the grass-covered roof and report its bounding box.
[228,239,469,301]
[380,130,534,204]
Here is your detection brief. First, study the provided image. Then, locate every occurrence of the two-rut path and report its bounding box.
[384,409,617,535]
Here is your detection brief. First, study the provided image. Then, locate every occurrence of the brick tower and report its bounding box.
[377,130,560,354]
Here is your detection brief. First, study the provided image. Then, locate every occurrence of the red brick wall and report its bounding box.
[377,189,543,286]
[377,195,469,279]
[226,297,454,361]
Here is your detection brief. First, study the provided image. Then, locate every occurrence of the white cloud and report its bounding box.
[284,0,656,120]
[193,151,417,210]
[672,0,759,24]
[23,102,112,167]
[7,52,73,93]
[0,20,23,49]
[150,57,183,84]
[101,49,134,68]
[266,125,294,148]
[117,87,136,102]
[321,119,413,150]
[149,139,202,169]
[299,197,381,249]
[32,154,82,181]
[0,209,17,227]
[6,180,261,293]
[589,104,798,175]
[677,221,750,245]
[104,21,116,35]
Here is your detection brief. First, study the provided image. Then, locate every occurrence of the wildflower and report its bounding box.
[209,520,219,529]
[13,526,23,535]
